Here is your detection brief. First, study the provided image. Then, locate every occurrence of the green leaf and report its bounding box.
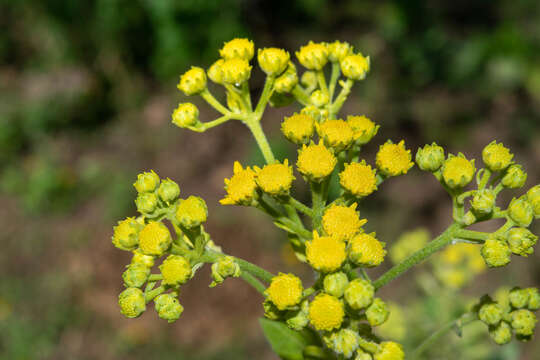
[259,318,318,360]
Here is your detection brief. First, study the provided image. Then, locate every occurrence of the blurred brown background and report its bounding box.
[0,0,539,359]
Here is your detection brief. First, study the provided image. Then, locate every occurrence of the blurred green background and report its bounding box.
[0,0,539,359]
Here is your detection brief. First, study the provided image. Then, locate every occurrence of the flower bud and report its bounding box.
[481,237,511,268]
[339,161,378,197]
[175,196,208,228]
[317,119,354,152]
[308,293,344,331]
[509,287,530,309]
[489,321,512,345]
[344,279,374,310]
[479,302,503,325]
[286,300,309,331]
[355,350,373,360]
[135,192,158,215]
[441,153,476,189]
[177,66,207,96]
[258,48,290,76]
[172,103,199,128]
[366,298,390,326]
[210,256,241,287]
[300,71,318,89]
[508,197,534,227]
[160,255,192,286]
[112,217,141,251]
[306,232,346,273]
[207,59,225,84]
[510,309,536,336]
[118,287,146,318]
[471,189,496,216]
[154,293,184,323]
[328,41,353,62]
[123,262,150,288]
[347,115,379,145]
[506,227,537,256]
[266,273,303,310]
[300,104,325,122]
[310,89,329,108]
[502,165,527,189]
[526,185,540,217]
[157,178,180,203]
[296,42,329,70]
[323,272,349,298]
[374,341,405,360]
[255,160,295,196]
[133,170,160,193]
[482,141,514,171]
[219,38,254,61]
[274,62,298,93]
[297,142,337,182]
[138,221,172,256]
[131,249,155,268]
[415,143,445,172]
[348,233,386,267]
[376,140,414,177]
[340,54,370,81]
[281,113,315,144]
[526,288,540,310]
[220,58,252,85]
[263,299,284,320]
[328,329,359,358]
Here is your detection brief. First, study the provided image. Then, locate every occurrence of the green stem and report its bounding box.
[240,271,266,294]
[254,75,275,117]
[148,274,163,282]
[373,223,461,290]
[316,70,329,97]
[328,62,341,103]
[145,285,166,303]
[288,197,314,217]
[329,79,353,115]
[454,229,489,243]
[477,168,492,190]
[202,249,275,283]
[245,119,276,164]
[200,88,230,115]
[192,114,233,132]
[291,85,312,106]
[311,181,327,232]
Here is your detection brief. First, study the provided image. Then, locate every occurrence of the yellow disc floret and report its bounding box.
[281,113,315,144]
[339,161,377,197]
[374,341,405,360]
[160,255,192,286]
[317,119,354,152]
[306,232,346,272]
[347,115,379,145]
[138,221,172,256]
[348,233,387,267]
[376,140,414,177]
[266,273,303,310]
[442,153,476,189]
[255,160,295,196]
[219,38,255,61]
[322,203,367,241]
[340,54,370,81]
[296,41,329,70]
[482,141,514,171]
[220,58,252,84]
[297,143,337,182]
[308,293,344,331]
[221,161,258,206]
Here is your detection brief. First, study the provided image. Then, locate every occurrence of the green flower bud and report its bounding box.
[374,341,405,360]
[286,300,309,331]
[328,329,359,358]
[481,237,511,268]
[506,228,537,256]
[344,279,374,310]
[112,217,141,251]
[526,288,540,310]
[301,105,325,122]
[210,256,241,287]
[118,287,146,318]
[154,293,184,323]
[160,255,192,286]
[415,143,445,172]
[489,321,512,345]
[131,249,155,268]
[366,298,390,327]
[175,196,208,228]
[158,178,180,203]
[471,189,496,216]
[323,272,349,298]
[340,54,370,81]
[441,153,476,189]
[263,299,283,320]
[300,71,318,89]
[133,170,160,193]
[509,287,530,309]
[327,41,353,63]
[479,302,503,326]
[310,90,329,108]
[510,309,537,336]
[172,103,199,128]
[508,197,534,227]
[296,41,329,70]
[207,59,225,84]
[347,115,379,146]
[258,48,290,76]
[135,192,158,215]
[526,184,540,217]
[122,262,150,288]
[482,141,514,171]
[274,62,298,93]
[221,58,251,84]
[177,66,207,96]
[502,165,527,189]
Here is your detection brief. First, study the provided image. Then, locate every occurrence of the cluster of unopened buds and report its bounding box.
[112,38,539,359]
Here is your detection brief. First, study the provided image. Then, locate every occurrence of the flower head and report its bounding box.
[158,178,181,203]
[296,42,328,70]
[376,140,414,177]
[327,41,353,62]
[416,143,445,172]
[220,58,252,84]
[481,237,511,268]
[281,113,315,144]
[154,293,184,323]
[131,249,155,268]
[348,233,386,267]
[508,197,534,228]
[112,217,141,251]
[133,170,160,193]
[308,293,344,331]
[506,227,537,257]
[340,54,370,81]
[526,185,540,217]
[220,161,258,206]
[118,288,146,318]
[374,342,405,360]
[490,321,512,345]
[327,329,359,358]
[177,66,207,95]
[258,48,290,76]
[306,232,347,272]
[208,59,225,84]
[317,119,354,152]
[138,221,172,256]
[297,142,337,182]
[274,62,298,93]
[122,263,150,288]
[322,203,367,241]
[344,278,374,310]
[172,103,199,129]
[502,164,527,189]
[347,115,379,145]
[366,298,390,326]
[219,38,254,61]
[339,161,377,197]
[323,272,349,298]
[442,153,476,188]
[160,255,192,286]
[482,141,514,171]
[266,273,303,310]
[255,160,295,196]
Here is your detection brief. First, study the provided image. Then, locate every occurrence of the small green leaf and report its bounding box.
[259,318,318,360]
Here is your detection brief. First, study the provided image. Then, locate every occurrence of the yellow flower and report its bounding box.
[376,140,414,177]
[258,48,290,76]
[221,161,258,206]
[266,273,303,310]
[281,113,315,144]
[160,255,192,286]
[306,232,346,272]
[482,141,513,171]
[347,115,379,145]
[255,159,295,196]
[297,143,337,182]
[322,203,367,241]
[118,288,146,318]
[339,161,377,197]
[441,153,476,189]
[176,196,208,228]
[374,341,405,360]
[177,66,207,95]
[220,58,252,84]
[172,103,199,128]
[138,221,172,256]
[207,59,225,84]
[327,41,352,62]
[308,293,344,331]
[274,62,298,93]
[112,217,141,251]
[340,54,370,81]
[219,38,255,61]
[348,233,386,267]
[296,41,329,70]
[317,119,354,152]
